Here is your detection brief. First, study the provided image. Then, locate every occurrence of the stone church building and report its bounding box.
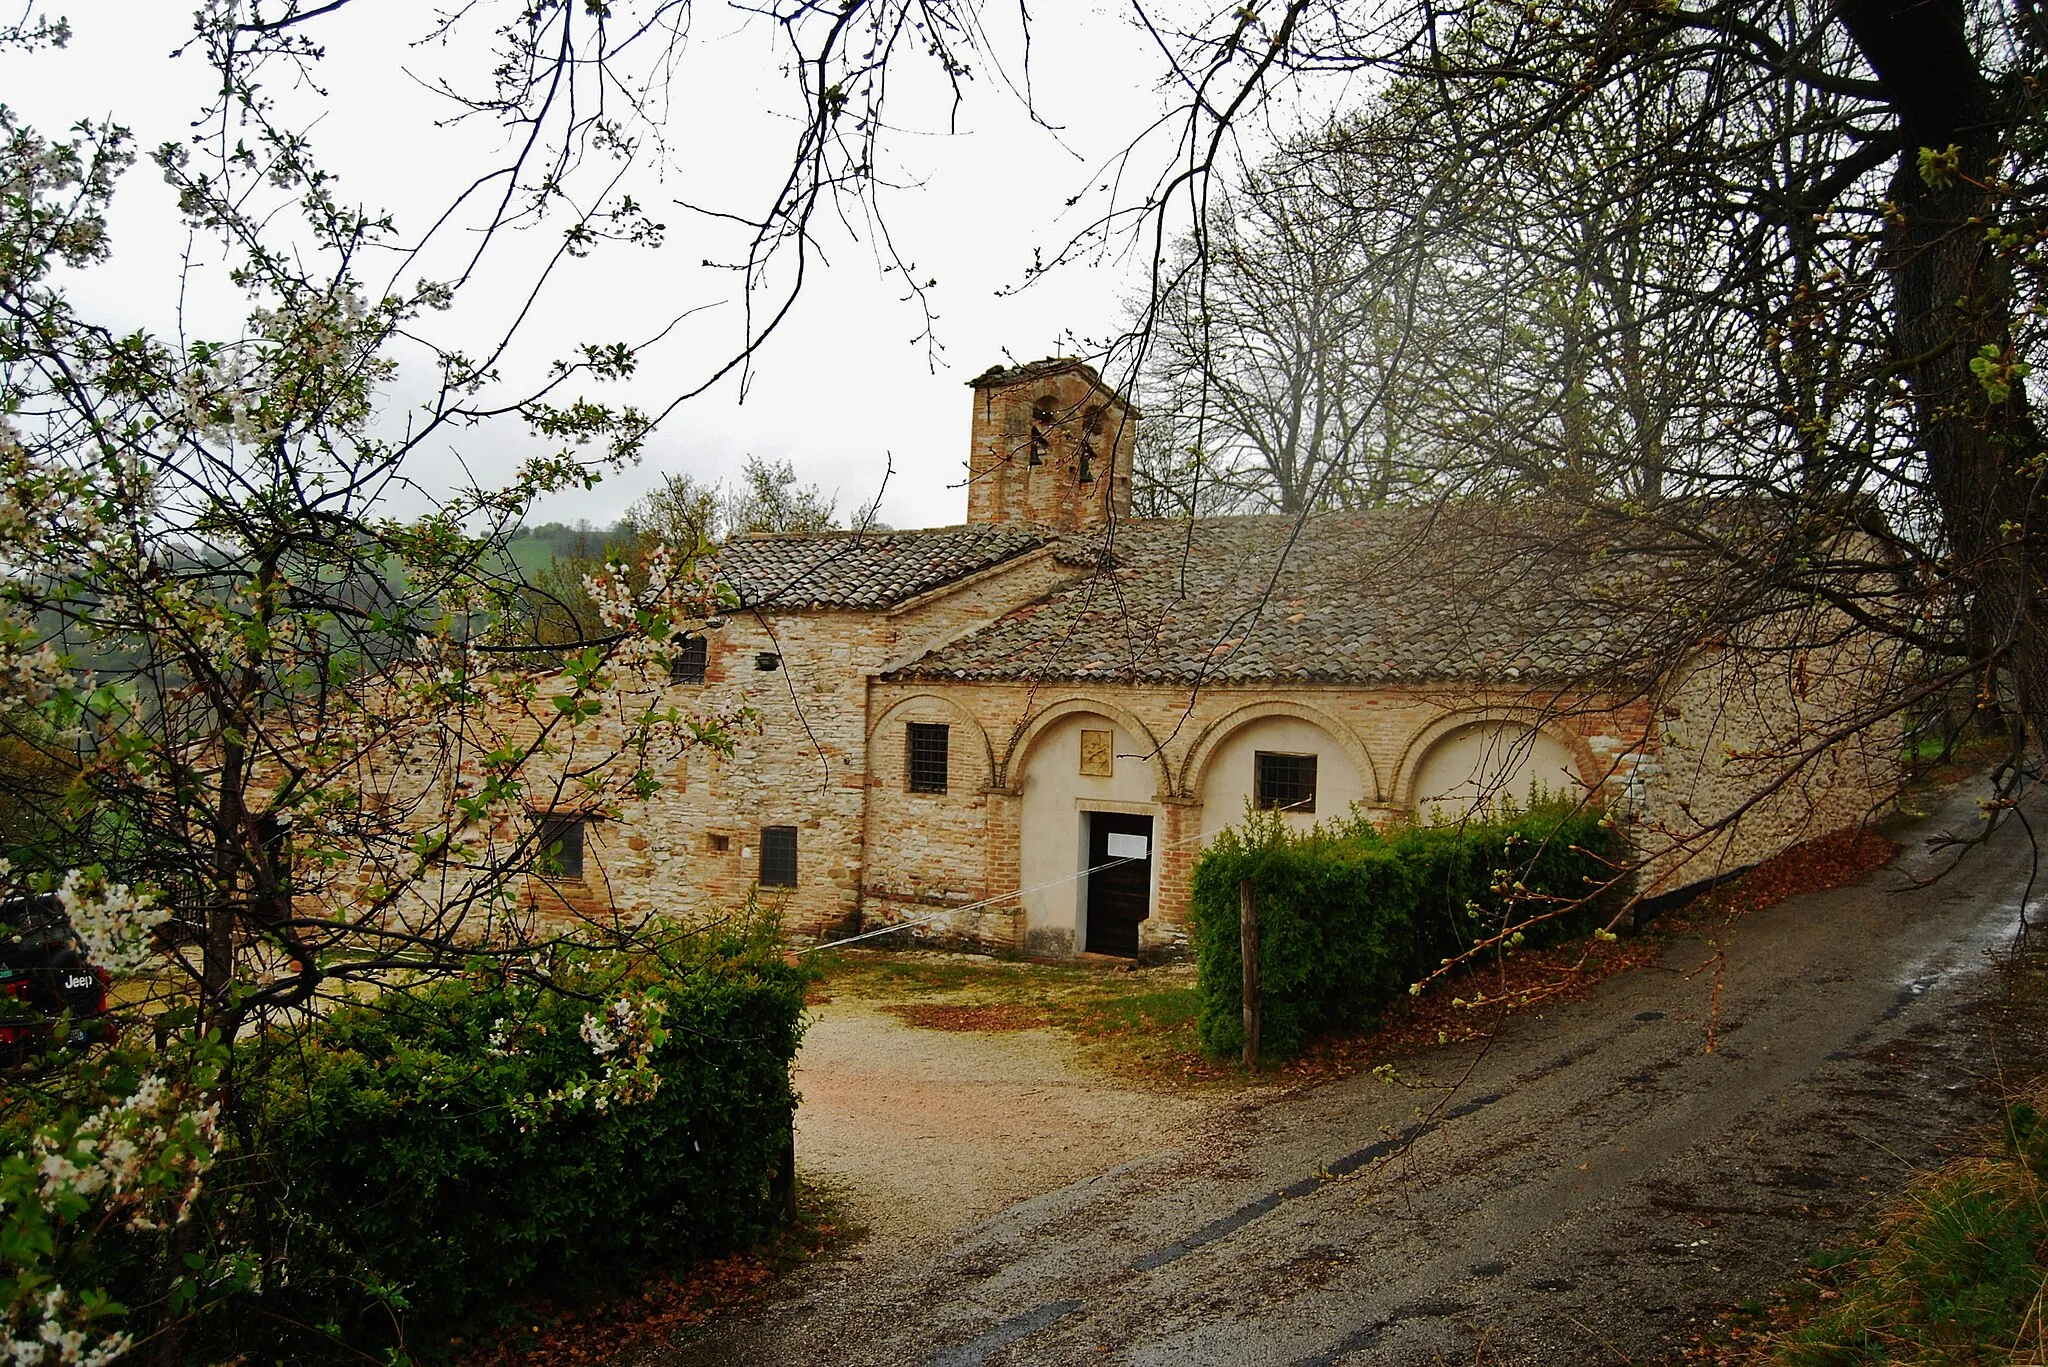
[532,358,1896,957]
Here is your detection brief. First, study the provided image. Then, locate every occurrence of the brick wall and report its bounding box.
[965,363,1135,532]
[852,665,1892,954]
[420,586,1897,961]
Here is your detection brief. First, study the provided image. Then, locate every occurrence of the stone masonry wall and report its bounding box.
[518,548,1096,941]
[478,589,1897,958]
[1636,632,1901,895]
[857,653,1896,955]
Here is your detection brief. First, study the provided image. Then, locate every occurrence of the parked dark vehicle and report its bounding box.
[0,893,115,1060]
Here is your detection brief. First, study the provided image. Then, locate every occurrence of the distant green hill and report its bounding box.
[504,521,636,574]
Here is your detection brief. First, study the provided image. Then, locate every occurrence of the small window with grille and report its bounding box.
[669,634,707,684]
[759,826,798,887]
[536,814,586,879]
[1254,752,1318,814]
[907,722,949,793]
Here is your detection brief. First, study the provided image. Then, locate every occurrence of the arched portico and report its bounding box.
[1393,708,1594,818]
[1003,697,1171,959]
[999,694,1173,797]
[1179,701,1376,843]
[1179,698,1382,802]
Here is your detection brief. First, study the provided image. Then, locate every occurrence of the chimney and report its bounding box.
[964,358,1136,530]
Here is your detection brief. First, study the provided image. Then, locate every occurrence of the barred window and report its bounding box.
[1254,752,1318,814]
[907,723,950,793]
[760,826,798,887]
[669,634,707,684]
[536,815,586,879]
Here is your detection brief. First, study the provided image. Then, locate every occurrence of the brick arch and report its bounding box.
[998,696,1173,796]
[1390,707,1599,812]
[868,692,996,790]
[1178,699,1382,803]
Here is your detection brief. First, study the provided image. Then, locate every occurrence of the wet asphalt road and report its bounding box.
[673,787,2047,1366]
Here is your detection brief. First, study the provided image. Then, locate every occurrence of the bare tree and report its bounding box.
[1138,121,1449,512]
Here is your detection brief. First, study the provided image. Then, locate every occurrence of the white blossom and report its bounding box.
[53,871,167,975]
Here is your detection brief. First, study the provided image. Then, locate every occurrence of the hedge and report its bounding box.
[1189,800,1618,1059]
[246,915,808,1354]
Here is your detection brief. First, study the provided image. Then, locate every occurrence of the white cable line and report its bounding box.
[799,853,1141,955]
[797,809,1245,956]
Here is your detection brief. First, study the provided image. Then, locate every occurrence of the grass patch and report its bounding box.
[1780,1162,2048,1363]
[1699,1101,2048,1366]
[809,948,1232,1084]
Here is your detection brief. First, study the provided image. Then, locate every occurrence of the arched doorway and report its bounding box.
[1013,709,1164,958]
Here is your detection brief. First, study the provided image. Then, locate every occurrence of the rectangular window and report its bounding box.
[907,722,950,793]
[1255,752,1318,814]
[759,826,798,887]
[536,814,586,879]
[669,634,707,684]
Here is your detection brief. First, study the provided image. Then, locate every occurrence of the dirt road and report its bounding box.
[788,1003,1217,1247]
[674,786,2047,1366]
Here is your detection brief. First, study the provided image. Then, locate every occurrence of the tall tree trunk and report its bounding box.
[1835,0,2047,748]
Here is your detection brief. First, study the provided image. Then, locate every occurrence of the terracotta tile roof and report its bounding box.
[885,508,1733,686]
[716,525,1048,611]
[965,356,1097,389]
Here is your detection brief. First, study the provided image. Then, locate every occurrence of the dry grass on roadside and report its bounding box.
[1656,829,1899,937]
[809,936,1670,1089]
[1690,1110,2048,1366]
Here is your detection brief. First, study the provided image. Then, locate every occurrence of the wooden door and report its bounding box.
[1085,812,1153,957]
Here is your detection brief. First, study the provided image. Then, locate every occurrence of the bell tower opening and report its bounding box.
[965,358,1136,530]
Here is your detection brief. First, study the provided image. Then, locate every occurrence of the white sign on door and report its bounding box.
[1106,833,1150,860]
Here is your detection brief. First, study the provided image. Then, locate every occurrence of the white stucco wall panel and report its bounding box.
[1195,716,1368,841]
[1409,722,1586,822]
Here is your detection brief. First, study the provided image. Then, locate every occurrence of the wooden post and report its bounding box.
[1240,878,1260,1072]
[771,1122,798,1222]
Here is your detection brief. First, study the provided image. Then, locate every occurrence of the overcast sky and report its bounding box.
[2,2,1222,533]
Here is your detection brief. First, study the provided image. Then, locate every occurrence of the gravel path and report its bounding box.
[790,1003,1223,1248]
[671,784,2048,1366]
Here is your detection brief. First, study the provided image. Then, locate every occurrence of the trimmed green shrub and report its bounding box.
[247,915,807,1354]
[1189,800,1618,1059]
